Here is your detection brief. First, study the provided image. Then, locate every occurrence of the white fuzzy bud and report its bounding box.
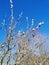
[10,0,13,9]
[11,4,13,8]
[10,0,13,4]
[2,45,4,47]
[32,28,35,31]
[17,30,22,36]
[32,19,34,26]
[9,27,12,33]
[38,21,44,27]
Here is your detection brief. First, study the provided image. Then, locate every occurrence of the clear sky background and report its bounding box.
[0,0,49,44]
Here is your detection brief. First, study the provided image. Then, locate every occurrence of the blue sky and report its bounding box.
[0,0,49,43]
